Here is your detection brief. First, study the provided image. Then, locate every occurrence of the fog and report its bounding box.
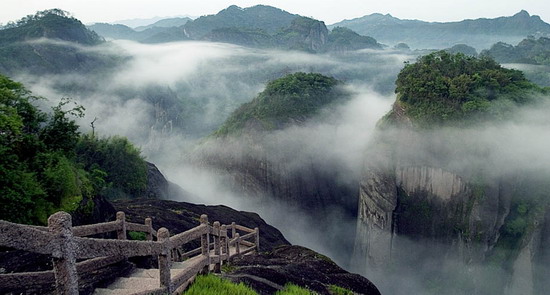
[12,39,550,294]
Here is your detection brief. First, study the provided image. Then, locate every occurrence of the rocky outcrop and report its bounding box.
[113,199,290,252]
[224,245,381,295]
[143,162,170,199]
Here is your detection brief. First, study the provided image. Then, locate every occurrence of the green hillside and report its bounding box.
[214,72,347,136]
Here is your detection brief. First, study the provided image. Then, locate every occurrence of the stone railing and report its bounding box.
[0,211,260,295]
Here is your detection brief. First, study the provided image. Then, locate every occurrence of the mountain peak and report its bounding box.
[513,10,531,18]
[0,9,103,45]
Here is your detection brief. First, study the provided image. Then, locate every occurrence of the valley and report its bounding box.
[1,4,550,295]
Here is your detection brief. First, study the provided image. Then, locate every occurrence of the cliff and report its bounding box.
[352,52,550,294]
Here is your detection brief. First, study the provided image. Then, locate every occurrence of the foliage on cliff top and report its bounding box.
[214,72,347,136]
[0,9,103,45]
[387,50,546,127]
[0,74,146,224]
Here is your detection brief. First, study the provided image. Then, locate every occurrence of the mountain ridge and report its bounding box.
[330,10,550,50]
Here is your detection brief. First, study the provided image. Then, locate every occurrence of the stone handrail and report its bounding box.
[0,211,260,295]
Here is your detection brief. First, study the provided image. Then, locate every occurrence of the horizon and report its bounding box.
[1,1,549,27]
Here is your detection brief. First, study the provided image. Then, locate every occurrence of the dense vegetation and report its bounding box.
[214,72,346,136]
[389,51,545,126]
[0,74,147,224]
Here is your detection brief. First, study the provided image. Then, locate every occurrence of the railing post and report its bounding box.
[220,224,228,263]
[145,217,153,241]
[158,227,172,293]
[200,214,210,274]
[213,221,221,273]
[231,222,236,238]
[48,211,78,295]
[254,227,260,253]
[235,233,241,258]
[116,211,126,240]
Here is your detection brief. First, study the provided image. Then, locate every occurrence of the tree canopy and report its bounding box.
[391,51,544,126]
[0,74,147,224]
[214,72,346,136]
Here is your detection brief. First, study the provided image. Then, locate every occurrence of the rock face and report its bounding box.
[224,245,381,295]
[351,131,550,294]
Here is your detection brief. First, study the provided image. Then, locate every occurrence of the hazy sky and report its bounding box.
[1,0,549,26]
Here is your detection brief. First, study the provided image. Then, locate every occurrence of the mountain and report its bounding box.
[191,73,359,267]
[481,37,550,87]
[0,9,102,46]
[88,5,382,52]
[214,72,347,136]
[482,36,550,65]
[331,10,550,50]
[0,10,119,75]
[352,51,550,294]
[183,5,298,39]
[134,17,191,31]
[88,22,189,43]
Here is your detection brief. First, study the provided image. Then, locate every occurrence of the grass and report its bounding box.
[275,283,317,295]
[128,231,147,241]
[328,285,354,295]
[182,274,257,295]
[181,275,320,295]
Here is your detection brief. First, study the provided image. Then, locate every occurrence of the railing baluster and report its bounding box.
[200,214,210,274]
[158,227,171,293]
[220,224,228,264]
[116,212,126,240]
[213,221,221,273]
[254,227,260,253]
[48,212,79,295]
[145,217,153,241]
[235,233,241,258]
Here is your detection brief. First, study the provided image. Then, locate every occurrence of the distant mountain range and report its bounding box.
[88,5,382,52]
[330,10,550,50]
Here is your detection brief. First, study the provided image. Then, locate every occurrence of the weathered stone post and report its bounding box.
[116,211,127,240]
[145,217,153,241]
[158,227,172,293]
[235,233,241,257]
[213,221,221,273]
[220,224,228,263]
[200,214,210,274]
[48,211,78,295]
[254,227,260,253]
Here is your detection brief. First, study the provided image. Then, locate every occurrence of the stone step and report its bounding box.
[92,288,142,295]
[130,268,159,279]
[107,277,157,290]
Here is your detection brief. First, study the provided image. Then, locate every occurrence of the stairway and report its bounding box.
[92,255,202,295]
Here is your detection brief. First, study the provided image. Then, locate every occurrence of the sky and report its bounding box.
[1,0,549,26]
